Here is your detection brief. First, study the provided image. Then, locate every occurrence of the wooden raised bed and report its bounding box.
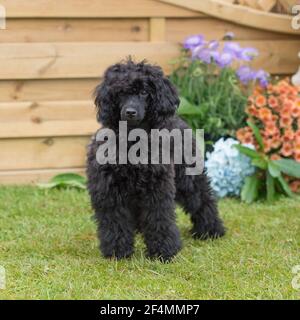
[0,0,299,184]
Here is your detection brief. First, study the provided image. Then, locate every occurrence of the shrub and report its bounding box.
[171,33,269,146]
[236,79,300,195]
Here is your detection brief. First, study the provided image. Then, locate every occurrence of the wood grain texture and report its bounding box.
[0,136,90,170]
[0,19,149,43]
[0,79,99,102]
[0,167,86,185]
[0,42,179,80]
[159,0,297,34]
[166,17,299,42]
[149,18,166,42]
[2,0,202,18]
[0,100,95,122]
[0,120,99,138]
[0,41,299,80]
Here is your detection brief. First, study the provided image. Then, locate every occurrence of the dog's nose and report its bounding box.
[125,108,137,118]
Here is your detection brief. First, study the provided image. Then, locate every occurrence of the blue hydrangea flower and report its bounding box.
[205,138,255,198]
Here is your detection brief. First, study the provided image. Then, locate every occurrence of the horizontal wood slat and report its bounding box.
[0,19,149,43]
[0,100,95,122]
[2,0,202,18]
[0,41,299,80]
[0,79,99,102]
[0,167,86,185]
[166,18,300,42]
[0,136,90,170]
[0,120,99,138]
[0,42,179,80]
[160,0,297,34]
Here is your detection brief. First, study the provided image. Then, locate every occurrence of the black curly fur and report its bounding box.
[87,59,225,262]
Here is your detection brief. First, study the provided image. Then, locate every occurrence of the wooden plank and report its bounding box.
[0,119,99,138]
[149,18,166,42]
[2,0,202,18]
[159,0,298,34]
[0,42,179,80]
[0,79,99,102]
[166,17,299,41]
[0,41,299,80]
[0,100,95,122]
[0,136,90,170]
[0,18,148,43]
[257,0,276,12]
[0,167,86,185]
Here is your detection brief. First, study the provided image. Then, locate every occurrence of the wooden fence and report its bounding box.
[0,0,299,184]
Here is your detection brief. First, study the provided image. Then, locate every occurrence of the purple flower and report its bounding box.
[183,35,206,50]
[215,52,234,68]
[236,66,269,87]
[223,42,242,58]
[254,69,269,87]
[208,40,219,50]
[236,66,255,84]
[239,47,258,61]
[194,48,213,64]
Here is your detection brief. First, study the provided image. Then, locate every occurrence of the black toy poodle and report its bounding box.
[87,59,225,262]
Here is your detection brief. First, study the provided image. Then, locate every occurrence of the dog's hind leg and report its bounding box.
[175,169,226,240]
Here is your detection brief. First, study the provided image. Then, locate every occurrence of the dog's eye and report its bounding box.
[140,90,148,96]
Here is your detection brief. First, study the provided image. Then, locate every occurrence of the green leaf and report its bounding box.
[251,157,267,170]
[51,173,87,185]
[241,174,261,204]
[267,160,281,178]
[234,144,261,160]
[276,174,295,198]
[247,119,264,151]
[177,97,202,116]
[266,171,276,202]
[37,173,87,190]
[274,159,300,179]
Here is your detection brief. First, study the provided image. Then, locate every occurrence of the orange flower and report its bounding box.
[295,153,300,162]
[268,96,279,109]
[292,99,300,118]
[270,135,282,149]
[236,127,254,144]
[279,116,293,128]
[295,130,300,143]
[263,138,272,153]
[258,107,272,122]
[246,104,259,117]
[289,180,300,193]
[282,128,295,143]
[265,120,279,136]
[270,154,281,160]
[255,95,267,107]
[295,142,300,153]
[243,133,254,144]
[280,142,293,157]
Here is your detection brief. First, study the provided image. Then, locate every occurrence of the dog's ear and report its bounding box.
[94,82,116,126]
[151,76,180,117]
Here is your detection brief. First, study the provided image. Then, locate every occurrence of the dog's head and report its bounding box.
[94,59,179,128]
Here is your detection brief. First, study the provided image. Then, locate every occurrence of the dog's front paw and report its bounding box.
[192,219,226,240]
[146,237,182,263]
[101,244,134,260]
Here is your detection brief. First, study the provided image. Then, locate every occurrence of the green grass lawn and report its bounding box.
[0,186,299,300]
